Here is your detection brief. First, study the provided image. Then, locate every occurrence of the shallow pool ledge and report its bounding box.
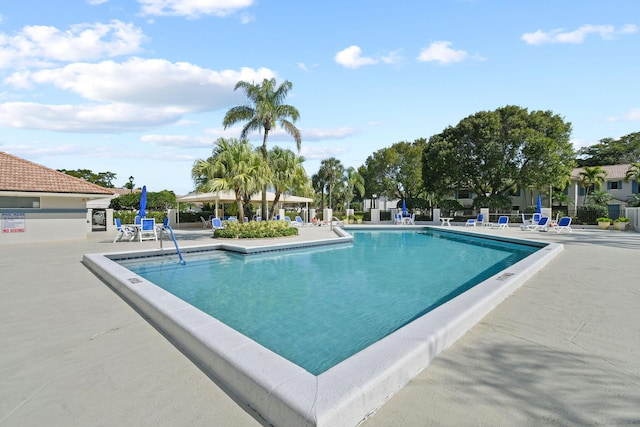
[83,230,563,427]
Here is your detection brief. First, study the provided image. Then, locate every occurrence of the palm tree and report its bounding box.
[317,158,344,210]
[625,162,640,187]
[268,147,308,219]
[191,138,262,219]
[223,78,301,219]
[578,166,607,204]
[342,167,365,222]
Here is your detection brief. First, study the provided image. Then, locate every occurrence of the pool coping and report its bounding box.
[83,227,563,427]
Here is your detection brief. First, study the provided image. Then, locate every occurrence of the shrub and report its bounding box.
[213,220,298,239]
[614,217,630,223]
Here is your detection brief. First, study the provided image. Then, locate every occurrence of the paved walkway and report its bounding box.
[1,225,639,426]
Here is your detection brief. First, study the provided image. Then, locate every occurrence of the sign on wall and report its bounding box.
[2,213,26,233]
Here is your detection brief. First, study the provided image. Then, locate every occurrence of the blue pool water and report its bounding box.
[120,229,540,375]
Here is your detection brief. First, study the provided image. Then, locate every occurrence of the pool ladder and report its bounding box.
[160,224,186,265]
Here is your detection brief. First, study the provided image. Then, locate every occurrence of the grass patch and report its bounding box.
[213,220,299,239]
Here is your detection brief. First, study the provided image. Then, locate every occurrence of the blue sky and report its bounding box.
[1,0,639,195]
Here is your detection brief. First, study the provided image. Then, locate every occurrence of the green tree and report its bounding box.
[578,165,607,204]
[268,147,309,219]
[625,162,640,186]
[223,78,301,219]
[191,138,263,220]
[361,140,427,203]
[423,106,575,205]
[317,158,344,210]
[58,168,117,187]
[577,132,640,166]
[342,167,365,220]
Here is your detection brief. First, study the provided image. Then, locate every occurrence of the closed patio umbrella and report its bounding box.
[536,194,542,214]
[402,199,407,216]
[139,185,147,218]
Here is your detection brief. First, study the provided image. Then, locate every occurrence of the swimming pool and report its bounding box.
[84,227,562,427]
[119,230,539,375]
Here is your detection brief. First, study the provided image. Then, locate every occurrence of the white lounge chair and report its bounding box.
[200,216,212,229]
[293,216,304,227]
[521,216,550,232]
[113,218,135,242]
[553,216,572,233]
[211,218,224,229]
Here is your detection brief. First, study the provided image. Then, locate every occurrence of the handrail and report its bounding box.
[161,224,186,265]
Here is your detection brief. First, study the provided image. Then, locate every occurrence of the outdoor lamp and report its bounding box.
[129,176,134,193]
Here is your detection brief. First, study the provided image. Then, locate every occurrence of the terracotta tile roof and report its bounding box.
[0,151,116,195]
[571,164,632,180]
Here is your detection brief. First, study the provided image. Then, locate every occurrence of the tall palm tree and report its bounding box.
[268,147,308,219]
[625,162,640,186]
[223,78,301,219]
[342,167,365,221]
[578,166,607,204]
[317,157,344,210]
[191,138,262,219]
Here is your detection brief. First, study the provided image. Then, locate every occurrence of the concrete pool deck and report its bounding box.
[1,225,639,426]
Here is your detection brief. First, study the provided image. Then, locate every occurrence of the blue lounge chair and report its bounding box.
[493,215,509,229]
[531,216,550,232]
[293,216,304,227]
[212,218,224,229]
[113,218,135,242]
[553,216,572,233]
[466,213,484,227]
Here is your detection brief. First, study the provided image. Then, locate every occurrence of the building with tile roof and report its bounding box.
[1,152,118,244]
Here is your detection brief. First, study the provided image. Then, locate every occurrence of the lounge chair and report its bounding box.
[211,218,224,229]
[293,216,304,227]
[465,213,484,227]
[113,218,135,242]
[139,218,158,241]
[553,216,572,233]
[200,216,212,229]
[331,216,344,227]
[493,215,509,229]
[522,216,550,232]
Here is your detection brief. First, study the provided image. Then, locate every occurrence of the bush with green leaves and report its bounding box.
[213,220,298,239]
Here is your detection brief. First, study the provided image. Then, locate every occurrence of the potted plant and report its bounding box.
[596,217,612,230]
[354,214,363,224]
[613,217,630,231]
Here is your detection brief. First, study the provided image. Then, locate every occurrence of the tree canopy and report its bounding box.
[223,78,301,218]
[58,168,117,188]
[422,105,575,203]
[577,132,640,167]
[360,140,427,205]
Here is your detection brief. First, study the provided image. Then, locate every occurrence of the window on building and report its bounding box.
[0,196,41,208]
[456,190,472,199]
[607,181,622,190]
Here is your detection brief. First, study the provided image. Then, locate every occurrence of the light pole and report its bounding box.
[372,194,377,210]
[129,176,134,193]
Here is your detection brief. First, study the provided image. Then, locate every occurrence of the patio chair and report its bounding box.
[200,216,212,229]
[212,218,224,229]
[331,216,344,227]
[465,213,484,227]
[553,216,572,233]
[493,215,509,229]
[113,218,135,242]
[293,216,304,227]
[139,218,158,241]
[522,216,550,232]
[394,213,403,225]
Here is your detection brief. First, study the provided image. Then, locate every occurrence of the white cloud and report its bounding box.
[301,127,356,141]
[335,46,378,69]
[0,101,182,132]
[300,145,348,161]
[138,0,254,18]
[417,41,468,64]
[87,0,109,5]
[4,59,276,112]
[0,21,146,69]
[522,24,638,45]
[605,108,640,122]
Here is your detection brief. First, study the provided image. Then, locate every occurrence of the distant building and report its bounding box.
[0,152,117,244]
